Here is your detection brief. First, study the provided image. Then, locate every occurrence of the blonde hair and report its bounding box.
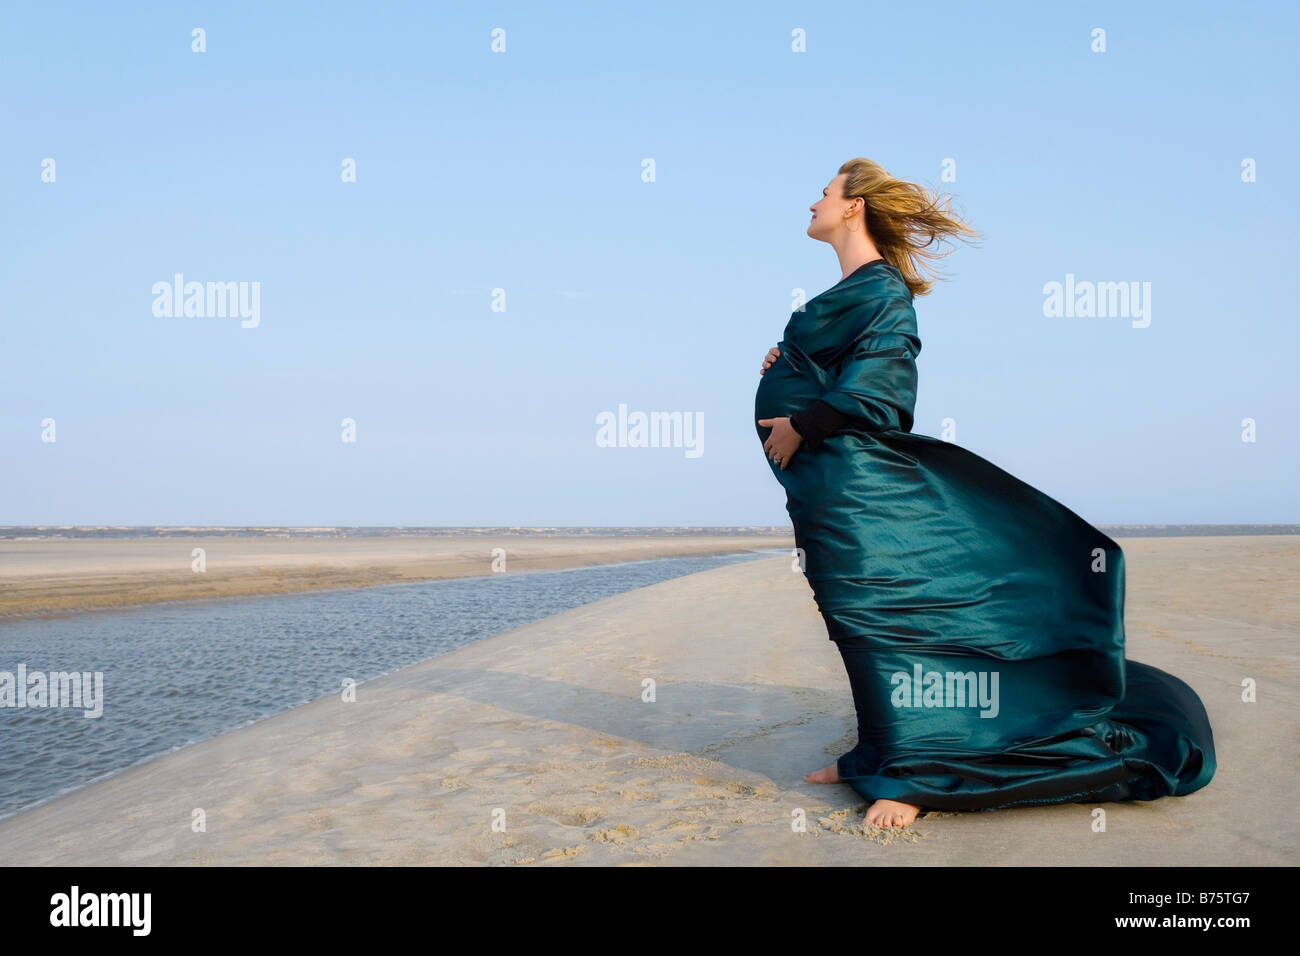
[837,157,982,298]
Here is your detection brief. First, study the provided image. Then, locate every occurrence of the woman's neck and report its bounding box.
[834,240,885,281]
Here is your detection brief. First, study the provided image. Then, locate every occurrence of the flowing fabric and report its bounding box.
[754,260,1216,811]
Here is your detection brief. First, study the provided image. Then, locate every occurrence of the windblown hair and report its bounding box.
[837,157,982,298]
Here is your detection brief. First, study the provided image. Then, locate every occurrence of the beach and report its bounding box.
[0,534,792,618]
[0,534,1294,866]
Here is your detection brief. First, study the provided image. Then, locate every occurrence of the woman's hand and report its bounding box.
[760,345,780,375]
[758,417,801,470]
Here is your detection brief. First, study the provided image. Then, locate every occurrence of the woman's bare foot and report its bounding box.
[866,799,920,828]
[804,764,920,825]
[803,762,840,783]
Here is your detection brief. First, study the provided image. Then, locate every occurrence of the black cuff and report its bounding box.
[789,400,851,450]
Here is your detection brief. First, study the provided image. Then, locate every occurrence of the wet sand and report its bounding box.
[0,535,1294,865]
[0,535,793,618]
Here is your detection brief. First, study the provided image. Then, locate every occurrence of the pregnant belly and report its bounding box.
[754,355,825,441]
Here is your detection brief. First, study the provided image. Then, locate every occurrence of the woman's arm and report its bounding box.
[809,295,923,435]
[789,400,851,450]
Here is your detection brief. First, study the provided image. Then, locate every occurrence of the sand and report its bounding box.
[0,535,792,618]
[0,534,1295,866]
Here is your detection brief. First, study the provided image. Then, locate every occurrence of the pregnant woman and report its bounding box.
[754,157,1216,828]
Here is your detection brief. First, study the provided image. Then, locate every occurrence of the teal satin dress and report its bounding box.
[754,259,1216,811]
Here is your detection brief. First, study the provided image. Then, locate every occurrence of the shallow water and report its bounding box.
[0,550,779,820]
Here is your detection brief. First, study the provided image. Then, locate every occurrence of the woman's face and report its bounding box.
[807,173,856,240]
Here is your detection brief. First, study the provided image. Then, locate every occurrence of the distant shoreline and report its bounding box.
[1,529,1294,620]
[0,534,795,620]
[1,524,1295,540]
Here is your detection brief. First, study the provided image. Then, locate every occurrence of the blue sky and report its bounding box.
[2,0,1296,526]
